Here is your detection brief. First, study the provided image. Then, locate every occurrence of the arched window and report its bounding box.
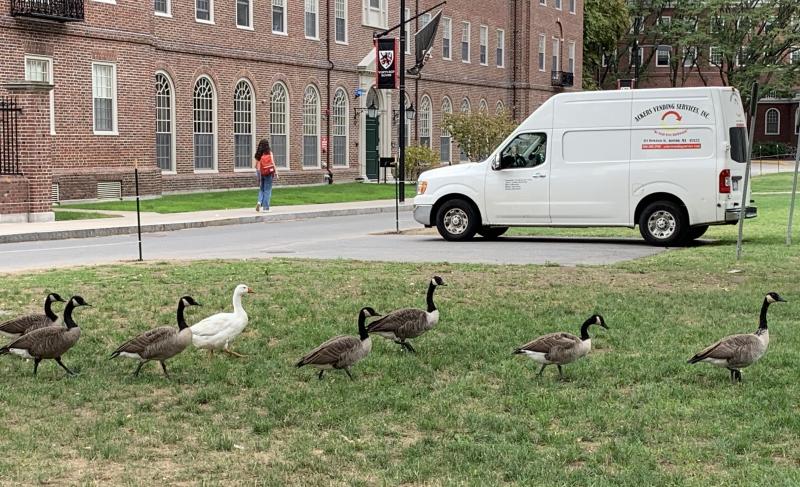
[461,97,471,114]
[440,97,452,164]
[155,72,175,172]
[303,85,320,168]
[270,82,289,168]
[419,95,432,148]
[193,76,216,170]
[496,100,505,115]
[765,108,780,135]
[332,88,348,167]
[479,98,488,113]
[234,80,255,169]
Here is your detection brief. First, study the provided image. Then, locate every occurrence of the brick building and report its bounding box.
[0,0,583,213]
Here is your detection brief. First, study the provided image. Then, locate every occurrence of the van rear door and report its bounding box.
[719,88,753,220]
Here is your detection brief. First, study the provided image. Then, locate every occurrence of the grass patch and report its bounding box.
[1,176,799,484]
[53,210,121,221]
[62,182,416,214]
[751,172,797,193]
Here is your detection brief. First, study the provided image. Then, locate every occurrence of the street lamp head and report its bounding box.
[366,102,379,119]
[406,103,416,121]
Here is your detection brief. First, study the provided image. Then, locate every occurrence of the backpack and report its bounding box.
[258,154,275,177]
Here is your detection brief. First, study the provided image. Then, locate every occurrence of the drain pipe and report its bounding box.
[325,0,334,184]
[511,0,518,120]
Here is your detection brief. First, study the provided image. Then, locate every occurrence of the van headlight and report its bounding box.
[417,181,428,195]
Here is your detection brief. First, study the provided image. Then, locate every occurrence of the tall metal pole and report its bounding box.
[134,159,143,262]
[736,82,758,260]
[787,105,800,245]
[398,0,406,203]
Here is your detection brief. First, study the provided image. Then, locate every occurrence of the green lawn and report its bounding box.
[53,210,121,221]
[1,178,800,484]
[62,182,416,214]
[751,172,798,193]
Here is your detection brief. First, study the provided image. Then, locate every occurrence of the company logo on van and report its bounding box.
[657,110,687,136]
[635,103,711,151]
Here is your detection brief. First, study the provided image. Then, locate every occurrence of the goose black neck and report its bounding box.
[63,302,79,329]
[44,297,58,321]
[177,301,188,330]
[358,311,369,341]
[759,298,770,330]
[426,282,437,313]
[579,319,593,341]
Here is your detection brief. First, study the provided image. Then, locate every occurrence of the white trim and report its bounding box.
[554,0,561,10]
[461,21,471,63]
[302,84,321,170]
[154,0,171,16]
[155,70,177,173]
[235,0,253,29]
[569,0,576,14]
[92,0,116,4]
[192,75,218,172]
[335,0,348,45]
[233,79,256,170]
[551,36,560,72]
[304,0,320,40]
[24,55,55,135]
[479,25,489,66]
[154,12,172,18]
[496,28,505,68]
[195,0,214,23]
[656,45,670,67]
[362,0,388,29]
[272,0,287,35]
[270,81,291,170]
[765,108,780,135]
[442,17,452,60]
[91,62,118,136]
[538,33,546,71]
[332,87,349,168]
[567,40,575,73]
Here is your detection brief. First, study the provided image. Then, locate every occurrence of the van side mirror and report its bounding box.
[491,154,502,170]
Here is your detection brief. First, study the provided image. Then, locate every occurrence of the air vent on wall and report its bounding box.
[97,181,122,200]
[51,183,60,204]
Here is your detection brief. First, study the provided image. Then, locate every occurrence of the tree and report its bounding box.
[583,0,631,90]
[442,112,517,162]
[402,144,439,181]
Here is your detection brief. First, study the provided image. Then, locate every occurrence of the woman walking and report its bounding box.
[255,138,277,212]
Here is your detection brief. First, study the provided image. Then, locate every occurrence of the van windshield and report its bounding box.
[730,127,748,163]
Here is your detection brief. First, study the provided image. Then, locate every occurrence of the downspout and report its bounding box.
[511,0,517,120]
[414,0,419,144]
[325,0,334,183]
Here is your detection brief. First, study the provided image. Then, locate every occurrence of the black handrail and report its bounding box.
[0,97,22,176]
[10,0,84,21]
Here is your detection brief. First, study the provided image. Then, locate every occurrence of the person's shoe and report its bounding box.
[264,207,271,212]
[256,203,261,212]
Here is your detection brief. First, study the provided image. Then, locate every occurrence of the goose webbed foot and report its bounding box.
[160,361,169,378]
[344,368,354,381]
[401,341,416,353]
[55,357,76,376]
[318,370,325,380]
[32,358,42,376]
[223,348,246,358]
[728,368,743,384]
[557,365,565,380]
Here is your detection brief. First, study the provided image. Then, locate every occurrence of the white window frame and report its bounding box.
[496,100,505,115]
[93,0,116,5]
[155,71,176,173]
[765,108,780,135]
[554,0,561,10]
[440,97,452,163]
[405,8,412,55]
[302,85,321,169]
[92,62,118,136]
[538,34,546,71]
[272,0,287,35]
[233,79,256,171]
[236,0,253,30]
[568,41,575,73]
[790,48,800,65]
[551,37,560,72]
[656,45,670,67]
[496,28,505,68]
[362,0,387,29]
[24,55,55,135]
[270,82,290,169]
[569,0,576,14]
[419,95,432,148]
[195,0,214,24]
[461,21,471,63]
[335,0,348,45]
[630,46,645,67]
[683,47,697,67]
[479,25,488,66]
[305,0,319,40]
[442,17,452,60]
[154,0,171,17]
[659,15,671,27]
[332,88,349,167]
[709,46,722,66]
[539,0,545,5]
[192,76,218,172]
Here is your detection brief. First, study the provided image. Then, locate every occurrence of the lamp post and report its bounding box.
[398,0,406,202]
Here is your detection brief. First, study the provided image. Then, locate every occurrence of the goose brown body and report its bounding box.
[0,293,66,339]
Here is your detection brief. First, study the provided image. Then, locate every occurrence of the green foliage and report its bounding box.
[583,0,631,90]
[442,111,517,162]
[402,144,439,181]
[753,142,794,159]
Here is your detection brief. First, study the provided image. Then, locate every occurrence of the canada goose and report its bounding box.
[366,276,446,353]
[296,306,381,380]
[0,293,66,339]
[688,292,786,383]
[190,284,253,357]
[111,296,201,377]
[0,296,90,376]
[513,314,608,379]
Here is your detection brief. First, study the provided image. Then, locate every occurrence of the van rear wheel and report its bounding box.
[436,199,479,241]
[477,226,508,239]
[639,201,688,246]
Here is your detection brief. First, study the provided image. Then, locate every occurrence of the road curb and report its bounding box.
[0,204,412,244]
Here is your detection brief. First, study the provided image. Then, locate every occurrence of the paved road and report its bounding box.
[0,212,663,272]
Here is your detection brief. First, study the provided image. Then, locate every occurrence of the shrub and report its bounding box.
[398,144,439,181]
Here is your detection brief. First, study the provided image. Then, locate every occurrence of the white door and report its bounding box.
[484,132,551,224]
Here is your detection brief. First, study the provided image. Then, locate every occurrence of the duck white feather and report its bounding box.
[191,284,253,353]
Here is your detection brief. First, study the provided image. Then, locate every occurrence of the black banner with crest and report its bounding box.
[374,37,398,90]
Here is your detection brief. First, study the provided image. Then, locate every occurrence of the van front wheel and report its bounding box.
[436,199,478,241]
[478,226,509,239]
[639,201,687,246]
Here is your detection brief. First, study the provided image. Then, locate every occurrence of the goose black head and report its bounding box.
[360,307,381,318]
[432,276,446,287]
[70,296,91,308]
[766,292,787,304]
[592,314,608,329]
[47,293,67,303]
[180,295,202,307]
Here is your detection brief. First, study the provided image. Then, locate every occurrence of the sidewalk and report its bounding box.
[0,199,412,244]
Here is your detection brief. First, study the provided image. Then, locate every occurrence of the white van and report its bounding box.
[413,87,756,246]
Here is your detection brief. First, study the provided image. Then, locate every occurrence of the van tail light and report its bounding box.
[719,169,731,194]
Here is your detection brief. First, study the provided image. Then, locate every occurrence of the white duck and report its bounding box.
[190,284,254,357]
